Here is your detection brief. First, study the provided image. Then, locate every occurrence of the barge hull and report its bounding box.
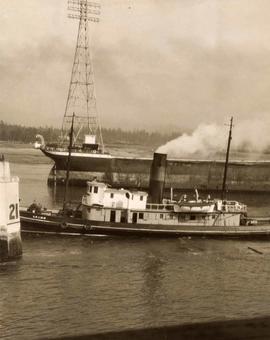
[45,150,270,192]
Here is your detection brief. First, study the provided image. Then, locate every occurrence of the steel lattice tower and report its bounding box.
[62,0,103,151]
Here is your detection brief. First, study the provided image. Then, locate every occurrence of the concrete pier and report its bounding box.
[0,159,22,261]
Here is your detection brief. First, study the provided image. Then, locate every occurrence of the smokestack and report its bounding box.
[149,152,167,204]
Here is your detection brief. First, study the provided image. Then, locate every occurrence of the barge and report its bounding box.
[43,148,270,192]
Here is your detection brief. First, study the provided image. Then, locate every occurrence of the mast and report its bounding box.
[221,116,233,200]
[63,113,75,212]
[62,0,104,151]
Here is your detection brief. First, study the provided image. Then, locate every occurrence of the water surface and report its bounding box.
[1,145,270,339]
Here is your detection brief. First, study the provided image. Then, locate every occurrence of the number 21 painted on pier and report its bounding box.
[9,203,19,220]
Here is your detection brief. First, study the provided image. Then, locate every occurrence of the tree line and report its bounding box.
[0,121,180,147]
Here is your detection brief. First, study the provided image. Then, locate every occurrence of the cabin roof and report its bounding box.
[86,180,148,196]
[105,188,148,196]
[87,180,107,187]
[105,188,129,194]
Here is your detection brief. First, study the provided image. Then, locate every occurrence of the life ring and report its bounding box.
[61,222,68,229]
[84,224,92,231]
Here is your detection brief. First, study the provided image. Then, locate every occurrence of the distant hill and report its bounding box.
[0,121,180,147]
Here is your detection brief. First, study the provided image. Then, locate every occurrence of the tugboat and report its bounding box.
[78,170,248,236]
[20,149,270,239]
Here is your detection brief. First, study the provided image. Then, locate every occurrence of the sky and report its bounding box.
[1,0,270,132]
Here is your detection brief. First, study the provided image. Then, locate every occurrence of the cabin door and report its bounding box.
[110,210,116,222]
[132,213,137,224]
[120,211,127,223]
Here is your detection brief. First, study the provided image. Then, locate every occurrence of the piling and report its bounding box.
[53,164,57,186]
[0,159,22,261]
[149,152,167,203]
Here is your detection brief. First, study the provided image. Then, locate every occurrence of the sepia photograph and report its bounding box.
[2,0,270,339]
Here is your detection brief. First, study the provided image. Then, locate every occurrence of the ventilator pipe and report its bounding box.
[34,134,45,149]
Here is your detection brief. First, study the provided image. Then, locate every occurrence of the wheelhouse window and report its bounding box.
[110,193,114,199]
[139,213,144,219]
[94,186,98,193]
[140,195,144,201]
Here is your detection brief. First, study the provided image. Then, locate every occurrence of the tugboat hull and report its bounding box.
[20,210,270,239]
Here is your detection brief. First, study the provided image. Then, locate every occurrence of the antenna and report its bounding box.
[221,116,233,200]
[62,0,104,152]
[63,113,75,213]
